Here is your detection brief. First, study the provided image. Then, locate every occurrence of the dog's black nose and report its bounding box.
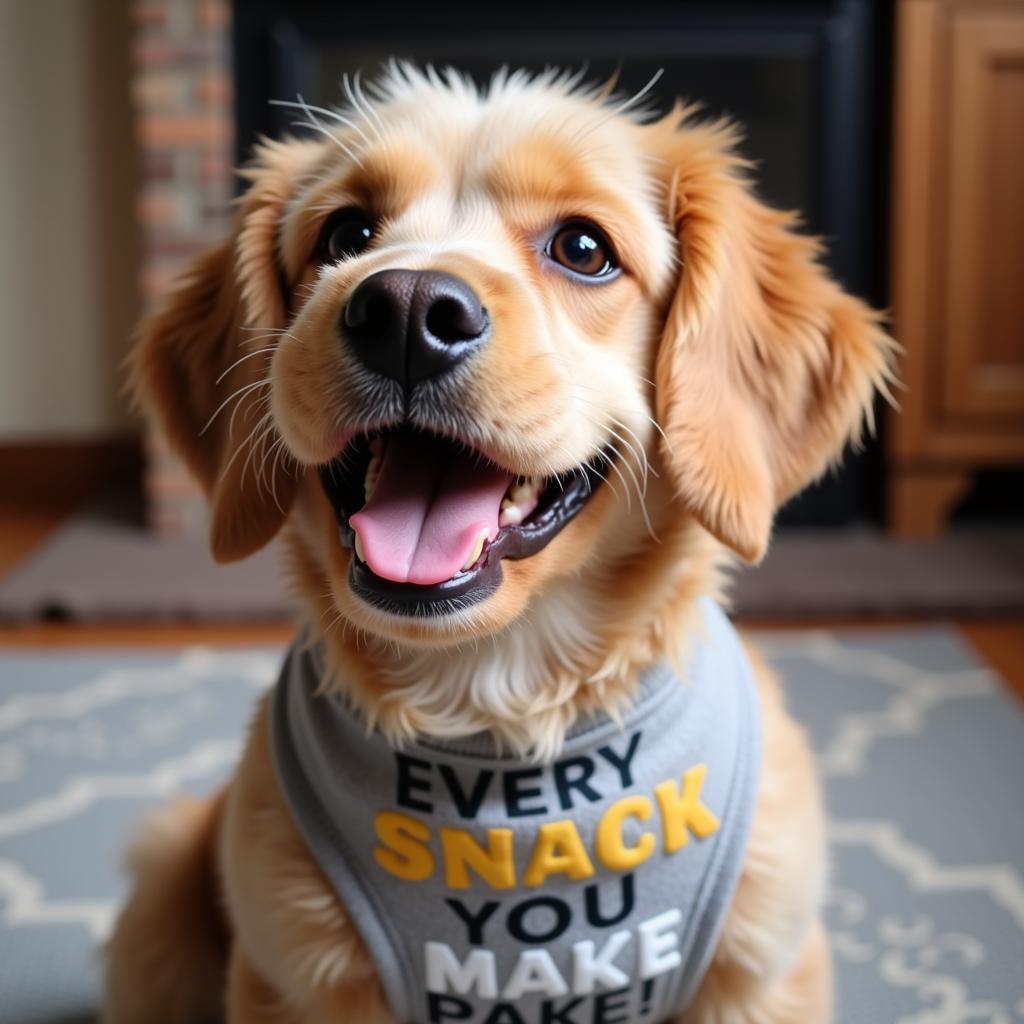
[342,269,489,387]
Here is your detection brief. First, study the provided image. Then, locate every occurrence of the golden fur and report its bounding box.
[106,65,894,1023]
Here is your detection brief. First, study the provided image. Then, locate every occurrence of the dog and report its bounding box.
[103,65,894,1024]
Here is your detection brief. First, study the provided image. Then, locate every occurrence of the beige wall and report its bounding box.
[0,0,138,440]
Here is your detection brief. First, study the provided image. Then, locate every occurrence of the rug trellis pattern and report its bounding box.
[1,627,1022,1023]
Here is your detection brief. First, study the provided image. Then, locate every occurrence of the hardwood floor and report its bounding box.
[957,620,1024,703]
[1,504,1021,703]
[0,501,76,578]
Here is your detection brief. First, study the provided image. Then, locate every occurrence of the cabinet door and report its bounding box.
[941,6,1024,421]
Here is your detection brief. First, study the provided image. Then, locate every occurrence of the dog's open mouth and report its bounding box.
[320,428,610,616]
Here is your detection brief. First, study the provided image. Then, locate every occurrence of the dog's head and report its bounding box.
[136,66,892,662]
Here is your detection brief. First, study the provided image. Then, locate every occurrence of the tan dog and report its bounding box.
[104,66,894,1024]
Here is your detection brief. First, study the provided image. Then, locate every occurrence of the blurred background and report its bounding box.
[1,5,1023,1022]
[0,0,1022,620]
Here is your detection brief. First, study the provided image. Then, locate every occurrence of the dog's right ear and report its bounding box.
[645,110,895,563]
[132,140,321,562]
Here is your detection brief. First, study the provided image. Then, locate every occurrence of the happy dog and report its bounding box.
[104,65,893,1024]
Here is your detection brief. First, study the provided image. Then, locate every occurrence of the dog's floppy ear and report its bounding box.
[648,111,895,562]
[133,140,318,562]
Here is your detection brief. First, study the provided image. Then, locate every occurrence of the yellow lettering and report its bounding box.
[655,764,720,853]
[441,828,515,890]
[374,811,435,881]
[595,795,656,870]
[523,820,596,887]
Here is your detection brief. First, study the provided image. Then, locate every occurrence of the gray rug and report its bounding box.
[1,628,1022,1023]
[2,517,1023,621]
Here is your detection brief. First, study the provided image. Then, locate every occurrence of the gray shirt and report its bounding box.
[271,597,762,1023]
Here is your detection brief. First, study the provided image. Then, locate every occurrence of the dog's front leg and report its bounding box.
[222,698,396,1024]
[228,942,397,1024]
[228,944,300,1024]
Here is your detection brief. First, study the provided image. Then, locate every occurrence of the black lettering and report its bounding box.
[639,978,655,1015]
[427,993,472,1022]
[553,756,601,811]
[503,768,547,817]
[444,898,500,945]
[542,997,585,1023]
[592,986,631,1024]
[395,753,433,812]
[439,764,494,819]
[584,873,635,928]
[483,1005,528,1024]
[506,896,571,944]
[597,732,642,789]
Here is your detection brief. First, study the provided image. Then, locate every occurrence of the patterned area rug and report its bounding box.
[1,628,1022,1023]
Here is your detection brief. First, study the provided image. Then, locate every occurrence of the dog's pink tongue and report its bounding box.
[350,434,510,585]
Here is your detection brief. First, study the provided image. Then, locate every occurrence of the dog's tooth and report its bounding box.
[461,527,489,572]
[353,530,366,563]
[499,505,523,527]
[510,483,533,502]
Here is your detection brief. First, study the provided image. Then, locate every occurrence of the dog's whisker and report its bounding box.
[217,397,273,487]
[608,67,666,119]
[609,416,659,481]
[602,425,650,496]
[552,441,624,507]
[353,69,387,138]
[200,377,271,438]
[251,417,277,489]
[265,435,291,514]
[342,70,385,145]
[531,367,658,496]
[239,327,304,349]
[226,379,273,440]
[216,346,277,385]
[286,104,366,169]
[566,400,652,500]
[271,96,375,152]
[596,447,634,513]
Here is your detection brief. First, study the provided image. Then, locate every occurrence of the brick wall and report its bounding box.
[132,0,233,533]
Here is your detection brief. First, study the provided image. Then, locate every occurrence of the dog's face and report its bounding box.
[137,67,891,652]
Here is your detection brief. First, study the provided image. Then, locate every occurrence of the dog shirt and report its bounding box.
[271,597,762,1024]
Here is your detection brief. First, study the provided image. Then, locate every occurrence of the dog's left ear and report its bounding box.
[132,139,321,562]
[647,112,895,562]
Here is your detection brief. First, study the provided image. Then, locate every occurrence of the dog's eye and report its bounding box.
[320,208,376,263]
[547,222,618,278]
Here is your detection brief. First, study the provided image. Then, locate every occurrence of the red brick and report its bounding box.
[131,4,167,28]
[132,70,188,111]
[195,0,229,32]
[196,70,231,108]
[137,113,232,146]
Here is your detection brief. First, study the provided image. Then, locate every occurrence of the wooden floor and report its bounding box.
[1,503,1022,703]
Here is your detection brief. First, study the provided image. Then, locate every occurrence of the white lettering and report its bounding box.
[638,908,682,978]
[424,941,498,998]
[502,949,570,1000]
[572,931,632,993]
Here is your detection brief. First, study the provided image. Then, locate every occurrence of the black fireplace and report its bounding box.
[232,0,891,527]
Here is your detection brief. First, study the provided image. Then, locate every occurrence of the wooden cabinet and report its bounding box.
[889,0,1024,535]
